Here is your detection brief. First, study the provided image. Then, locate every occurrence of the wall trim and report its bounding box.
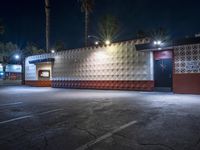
[25,80,52,87]
[51,80,154,91]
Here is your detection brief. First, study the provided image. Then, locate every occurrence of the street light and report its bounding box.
[88,35,101,46]
[14,54,20,60]
[88,35,99,40]
[12,53,25,84]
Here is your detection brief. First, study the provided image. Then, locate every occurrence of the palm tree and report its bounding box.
[45,0,50,52]
[98,14,120,43]
[148,27,169,42]
[136,30,146,39]
[0,42,19,80]
[79,0,94,47]
[136,27,170,44]
[24,42,46,56]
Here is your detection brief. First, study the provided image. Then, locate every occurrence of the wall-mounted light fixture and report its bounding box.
[51,50,55,53]
[105,40,111,46]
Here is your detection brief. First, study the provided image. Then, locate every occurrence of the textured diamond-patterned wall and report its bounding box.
[25,39,154,90]
[52,41,153,81]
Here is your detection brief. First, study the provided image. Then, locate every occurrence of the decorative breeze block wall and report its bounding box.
[174,44,200,74]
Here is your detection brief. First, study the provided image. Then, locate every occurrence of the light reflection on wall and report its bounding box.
[25,40,153,81]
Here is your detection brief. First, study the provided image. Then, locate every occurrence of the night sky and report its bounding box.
[0,0,200,50]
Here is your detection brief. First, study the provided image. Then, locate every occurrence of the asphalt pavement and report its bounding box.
[0,86,200,150]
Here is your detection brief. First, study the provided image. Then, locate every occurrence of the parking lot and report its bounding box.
[0,86,200,150]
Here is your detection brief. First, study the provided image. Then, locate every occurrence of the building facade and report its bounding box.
[173,43,200,94]
[25,37,200,94]
[0,64,22,80]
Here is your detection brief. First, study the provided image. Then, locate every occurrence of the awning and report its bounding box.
[29,58,55,64]
[135,37,200,51]
[135,42,173,51]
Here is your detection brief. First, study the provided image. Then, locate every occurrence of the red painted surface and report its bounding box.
[154,50,173,60]
[25,80,52,87]
[51,80,154,91]
[173,73,200,94]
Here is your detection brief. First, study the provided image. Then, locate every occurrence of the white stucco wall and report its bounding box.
[25,53,53,81]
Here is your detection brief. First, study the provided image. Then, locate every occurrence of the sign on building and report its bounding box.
[5,64,22,73]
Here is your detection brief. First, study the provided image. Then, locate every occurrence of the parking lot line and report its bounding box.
[38,109,64,115]
[0,109,64,125]
[0,115,32,124]
[0,102,23,107]
[75,120,138,150]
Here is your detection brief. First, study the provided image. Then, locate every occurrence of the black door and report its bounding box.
[154,59,172,88]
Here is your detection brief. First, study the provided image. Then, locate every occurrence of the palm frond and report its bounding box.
[98,14,120,42]
[79,0,94,13]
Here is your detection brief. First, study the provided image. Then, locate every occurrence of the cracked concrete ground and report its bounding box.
[0,86,200,150]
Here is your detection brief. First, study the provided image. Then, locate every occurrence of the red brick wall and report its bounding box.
[51,80,154,91]
[173,74,200,94]
[25,80,51,87]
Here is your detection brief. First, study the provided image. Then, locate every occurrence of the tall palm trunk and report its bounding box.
[45,0,50,52]
[0,22,4,34]
[85,10,89,47]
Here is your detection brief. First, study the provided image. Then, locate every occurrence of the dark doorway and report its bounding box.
[154,51,173,91]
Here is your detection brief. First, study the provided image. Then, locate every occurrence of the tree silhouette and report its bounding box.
[45,0,50,52]
[79,0,94,47]
[98,14,120,43]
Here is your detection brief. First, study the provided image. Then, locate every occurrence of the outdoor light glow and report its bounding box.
[94,51,107,60]
[105,40,111,45]
[15,54,20,60]
[51,50,55,53]
[95,41,99,45]
[0,72,3,75]
[157,40,161,45]
[154,40,162,46]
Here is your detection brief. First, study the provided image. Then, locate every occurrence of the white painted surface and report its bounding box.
[0,115,32,124]
[0,108,63,125]
[0,102,22,107]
